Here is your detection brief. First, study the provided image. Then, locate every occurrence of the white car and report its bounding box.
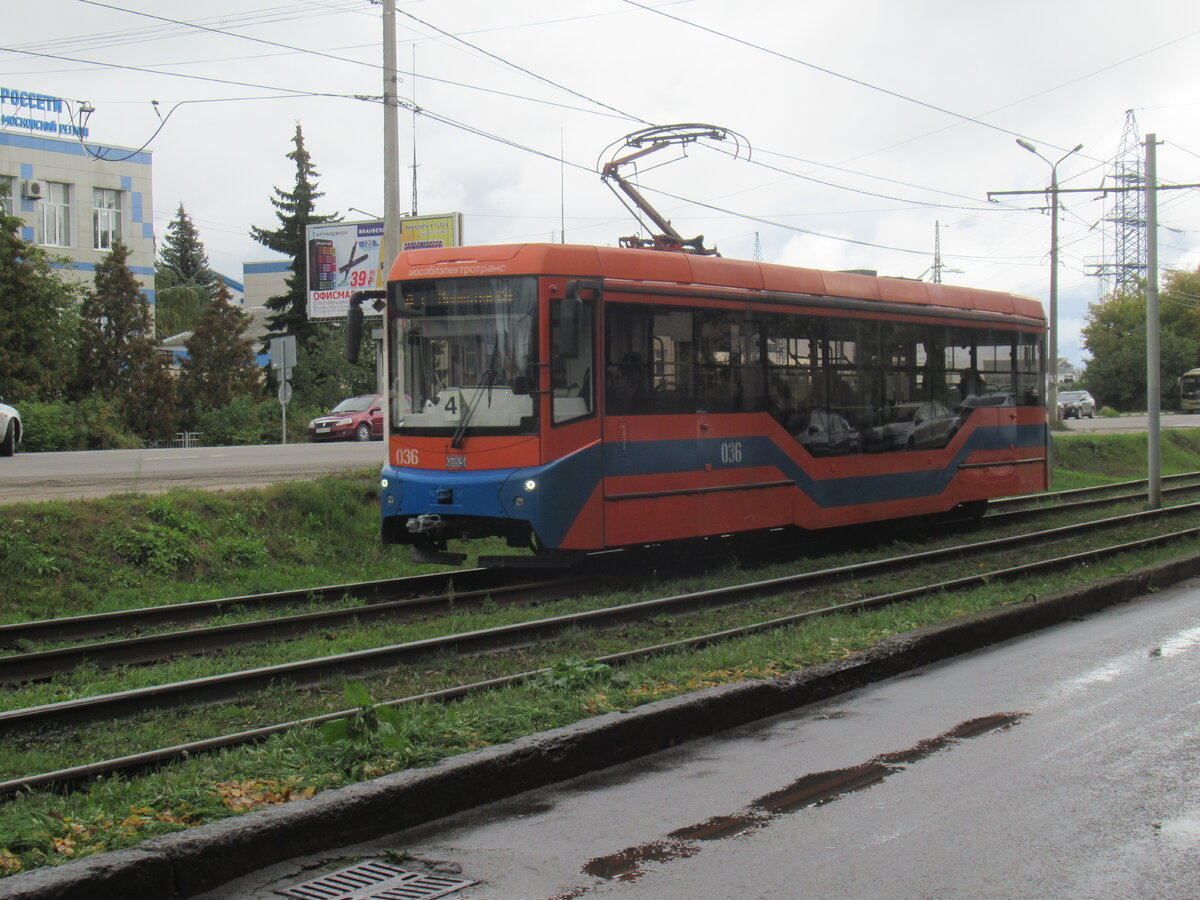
[0,398,21,457]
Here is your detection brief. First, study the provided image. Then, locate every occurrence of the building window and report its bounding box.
[0,176,14,216]
[93,188,121,250]
[41,182,70,247]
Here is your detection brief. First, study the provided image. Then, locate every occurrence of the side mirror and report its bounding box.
[346,290,387,364]
[345,300,364,364]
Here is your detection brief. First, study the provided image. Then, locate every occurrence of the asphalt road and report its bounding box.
[0,441,386,505]
[1061,411,1200,433]
[206,575,1200,900]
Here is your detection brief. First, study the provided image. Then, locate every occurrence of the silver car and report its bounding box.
[1057,389,1095,419]
[0,398,21,457]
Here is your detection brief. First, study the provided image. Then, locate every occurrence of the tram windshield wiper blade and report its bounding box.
[450,369,496,449]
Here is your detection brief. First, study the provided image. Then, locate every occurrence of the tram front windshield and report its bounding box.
[389,276,538,437]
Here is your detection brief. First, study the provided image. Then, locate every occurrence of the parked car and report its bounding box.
[863,400,958,452]
[1057,389,1095,419]
[790,407,860,457]
[308,394,384,442]
[0,397,21,457]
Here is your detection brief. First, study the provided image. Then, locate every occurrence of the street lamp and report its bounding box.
[1016,138,1083,486]
[348,207,381,220]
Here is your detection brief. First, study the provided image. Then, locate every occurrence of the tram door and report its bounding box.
[601,304,702,546]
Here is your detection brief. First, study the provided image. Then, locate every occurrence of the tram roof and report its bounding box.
[393,242,1045,324]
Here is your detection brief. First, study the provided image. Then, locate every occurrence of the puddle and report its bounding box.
[580,711,1028,887]
[582,840,698,881]
[669,812,769,841]
[753,763,896,813]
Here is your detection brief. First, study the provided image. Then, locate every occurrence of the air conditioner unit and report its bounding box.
[21,180,45,200]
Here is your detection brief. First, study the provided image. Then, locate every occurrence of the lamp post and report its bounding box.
[1016,138,1082,487]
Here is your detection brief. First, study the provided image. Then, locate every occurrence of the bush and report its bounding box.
[191,396,279,446]
[19,398,143,451]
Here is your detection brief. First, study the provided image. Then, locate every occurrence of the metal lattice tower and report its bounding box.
[1097,110,1146,294]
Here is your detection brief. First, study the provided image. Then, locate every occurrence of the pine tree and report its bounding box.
[178,282,261,421]
[0,201,83,401]
[77,241,177,440]
[158,203,215,291]
[250,123,339,346]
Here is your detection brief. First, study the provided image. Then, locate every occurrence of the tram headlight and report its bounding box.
[524,479,537,492]
[514,496,525,508]
[380,478,389,489]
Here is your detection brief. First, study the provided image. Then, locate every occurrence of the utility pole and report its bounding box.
[382,0,401,280]
[1001,139,1083,488]
[1146,134,1161,509]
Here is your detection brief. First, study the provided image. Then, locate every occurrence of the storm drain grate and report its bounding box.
[275,860,478,900]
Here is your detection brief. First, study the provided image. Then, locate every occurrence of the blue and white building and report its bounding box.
[0,87,154,308]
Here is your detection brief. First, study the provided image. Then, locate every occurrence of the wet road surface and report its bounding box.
[203,575,1200,899]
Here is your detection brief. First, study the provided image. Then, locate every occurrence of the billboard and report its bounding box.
[305,213,463,319]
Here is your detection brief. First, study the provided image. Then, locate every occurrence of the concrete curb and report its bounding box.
[4,553,1199,899]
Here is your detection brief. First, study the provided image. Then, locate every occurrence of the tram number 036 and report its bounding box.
[395,448,420,467]
[719,441,743,465]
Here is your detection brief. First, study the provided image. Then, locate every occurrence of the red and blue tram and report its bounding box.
[369,243,1046,565]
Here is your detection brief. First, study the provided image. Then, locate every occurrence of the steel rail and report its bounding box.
[6,478,1200,687]
[5,515,1200,798]
[3,472,1195,654]
[0,478,1188,687]
[988,470,1200,510]
[4,500,1200,739]
[0,577,579,685]
[0,567,540,647]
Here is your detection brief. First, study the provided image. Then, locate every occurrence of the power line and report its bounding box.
[620,0,1065,151]
[393,6,651,125]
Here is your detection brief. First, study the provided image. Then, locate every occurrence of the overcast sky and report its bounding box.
[6,0,1200,366]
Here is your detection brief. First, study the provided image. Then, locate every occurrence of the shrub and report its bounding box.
[191,396,278,446]
[18,398,143,451]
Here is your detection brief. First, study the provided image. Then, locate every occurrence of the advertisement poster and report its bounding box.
[306,213,463,319]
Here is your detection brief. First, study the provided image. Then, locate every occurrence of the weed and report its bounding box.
[535,657,629,691]
[318,683,411,775]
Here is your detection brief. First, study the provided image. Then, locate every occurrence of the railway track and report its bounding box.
[4,491,1200,797]
[4,474,1196,688]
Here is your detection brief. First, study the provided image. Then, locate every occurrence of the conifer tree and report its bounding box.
[178,282,261,421]
[250,123,339,346]
[0,198,82,400]
[158,203,215,291]
[77,240,177,440]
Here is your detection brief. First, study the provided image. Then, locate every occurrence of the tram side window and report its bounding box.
[605,304,655,415]
[695,311,763,414]
[651,309,695,413]
[551,295,595,424]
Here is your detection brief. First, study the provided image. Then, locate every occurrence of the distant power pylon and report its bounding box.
[1092,109,1146,295]
[753,231,762,262]
[930,220,962,283]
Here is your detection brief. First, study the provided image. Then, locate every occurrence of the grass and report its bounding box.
[4,431,1200,878]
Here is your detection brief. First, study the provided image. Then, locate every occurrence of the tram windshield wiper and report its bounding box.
[450,368,496,449]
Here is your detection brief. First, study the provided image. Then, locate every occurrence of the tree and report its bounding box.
[158,203,215,292]
[289,320,378,412]
[0,200,83,401]
[1080,276,1200,412]
[76,241,177,441]
[155,283,210,340]
[178,282,262,423]
[250,123,339,347]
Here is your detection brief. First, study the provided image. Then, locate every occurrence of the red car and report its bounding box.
[308,394,384,442]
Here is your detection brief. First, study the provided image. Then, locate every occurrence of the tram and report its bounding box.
[349,242,1047,565]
